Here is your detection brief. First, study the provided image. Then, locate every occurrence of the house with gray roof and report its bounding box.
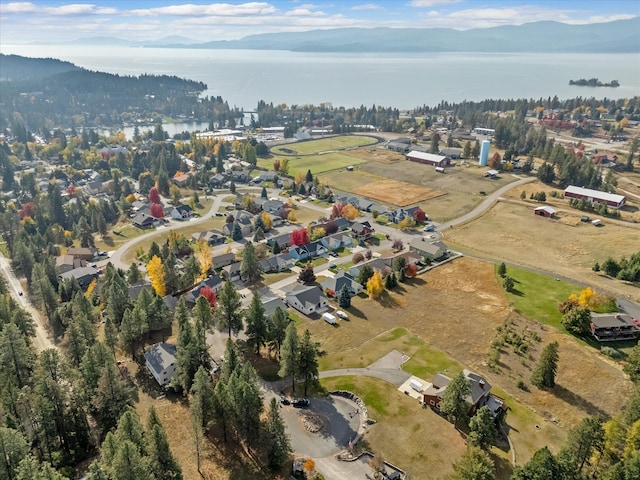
[128,279,152,301]
[212,252,236,270]
[191,229,226,246]
[285,285,328,316]
[320,270,362,297]
[184,275,224,307]
[259,253,294,273]
[59,266,99,289]
[409,239,448,261]
[144,343,177,387]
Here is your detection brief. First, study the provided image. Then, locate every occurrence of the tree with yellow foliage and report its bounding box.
[341,204,360,221]
[194,239,212,280]
[366,271,384,299]
[295,172,305,185]
[578,287,596,307]
[147,255,166,297]
[261,211,272,231]
[287,210,297,223]
[85,278,97,298]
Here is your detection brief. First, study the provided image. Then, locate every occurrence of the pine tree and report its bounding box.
[298,329,320,396]
[440,371,471,429]
[172,300,200,393]
[338,285,351,309]
[146,409,183,480]
[468,406,498,450]
[268,307,289,358]
[240,241,262,283]
[0,323,35,388]
[261,186,268,198]
[279,322,299,393]
[216,281,243,337]
[0,427,29,480]
[264,397,292,470]
[245,293,268,355]
[450,446,495,480]
[531,341,559,389]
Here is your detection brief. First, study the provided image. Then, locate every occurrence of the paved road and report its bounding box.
[0,252,55,352]
[110,194,227,270]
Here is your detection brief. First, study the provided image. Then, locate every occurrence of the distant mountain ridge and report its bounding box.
[60,18,639,53]
[0,54,80,81]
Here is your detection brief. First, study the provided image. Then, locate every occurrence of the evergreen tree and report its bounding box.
[0,323,35,388]
[172,299,200,393]
[338,285,351,309]
[268,307,289,358]
[146,410,183,480]
[305,169,313,183]
[126,263,141,285]
[0,427,29,480]
[298,329,320,396]
[264,397,292,470]
[245,293,268,355]
[450,446,495,480]
[511,446,561,480]
[279,322,299,393]
[216,281,243,337]
[440,371,471,429]
[468,406,498,450]
[30,263,57,323]
[557,416,604,477]
[497,262,507,277]
[92,362,134,434]
[261,186,268,198]
[231,221,243,241]
[240,241,262,284]
[531,341,559,389]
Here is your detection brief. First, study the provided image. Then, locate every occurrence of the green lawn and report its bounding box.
[257,151,368,176]
[270,135,378,156]
[501,266,581,330]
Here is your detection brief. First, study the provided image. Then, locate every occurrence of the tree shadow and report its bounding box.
[377,290,400,309]
[509,288,525,297]
[344,304,366,320]
[552,384,609,417]
[491,450,514,479]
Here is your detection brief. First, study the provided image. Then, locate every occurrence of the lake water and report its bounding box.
[2,44,639,112]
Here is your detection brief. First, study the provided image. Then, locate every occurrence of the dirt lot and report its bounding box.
[353,179,445,206]
[304,257,633,466]
[443,200,640,301]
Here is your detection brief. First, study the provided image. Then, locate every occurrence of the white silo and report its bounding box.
[479,140,491,166]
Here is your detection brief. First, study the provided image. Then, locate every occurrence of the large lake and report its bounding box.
[2,45,639,112]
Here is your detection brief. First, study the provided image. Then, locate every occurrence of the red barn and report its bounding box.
[564,185,626,209]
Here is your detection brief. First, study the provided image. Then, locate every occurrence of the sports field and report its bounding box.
[270,135,378,155]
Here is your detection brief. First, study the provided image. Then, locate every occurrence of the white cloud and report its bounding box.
[0,2,37,13]
[568,14,637,25]
[285,7,325,17]
[128,2,277,17]
[43,4,104,16]
[409,0,462,7]
[351,3,382,10]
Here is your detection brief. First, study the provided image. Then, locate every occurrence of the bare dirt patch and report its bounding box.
[345,146,405,164]
[353,179,445,207]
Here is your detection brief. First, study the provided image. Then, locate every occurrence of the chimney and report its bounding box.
[479,379,485,389]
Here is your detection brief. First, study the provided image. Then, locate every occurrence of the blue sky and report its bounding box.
[1,0,638,44]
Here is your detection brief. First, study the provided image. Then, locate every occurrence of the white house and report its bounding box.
[285,285,329,316]
[144,343,177,387]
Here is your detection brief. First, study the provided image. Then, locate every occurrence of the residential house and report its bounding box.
[349,257,392,280]
[267,233,291,251]
[259,253,294,273]
[350,221,374,241]
[261,199,285,214]
[131,212,157,229]
[172,172,193,188]
[208,173,228,189]
[320,232,353,251]
[144,343,177,387]
[66,247,97,261]
[320,270,363,297]
[191,230,226,246]
[258,171,279,183]
[128,279,152,301]
[184,275,224,307]
[590,313,640,342]
[423,369,505,417]
[222,221,253,238]
[289,241,327,262]
[384,206,421,224]
[56,254,86,274]
[168,204,193,221]
[59,266,99,289]
[409,239,448,261]
[222,262,242,281]
[262,295,288,319]
[212,252,236,270]
[230,171,251,184]
[440,148,462,159]
[285,285,329,316]
[131,200,148,212]
[318,218,350,232]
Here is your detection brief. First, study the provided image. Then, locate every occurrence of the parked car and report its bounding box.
[215,212,223,216]
[423,225,435,232]
[292,398,310,408]
[280,396,290,406]
[335,310,348,319]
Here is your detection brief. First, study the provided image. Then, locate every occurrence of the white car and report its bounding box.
[335,310,348,320]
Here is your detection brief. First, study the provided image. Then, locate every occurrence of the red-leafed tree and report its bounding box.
[290,228,309,246]
[19,202,37,220]
[199,285,217,311]
[324,220,338,235]
[489,152,502,169]
[148,186,161,204]
[406,264,418,278]
[330,201,344,219]
[66,186,77,196]
[413,208,426,223]
[273,159,281,172]
[150,203,164,218]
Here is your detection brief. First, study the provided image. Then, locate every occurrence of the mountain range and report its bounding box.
[56,19,639,53]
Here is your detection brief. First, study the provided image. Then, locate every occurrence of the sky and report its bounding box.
[0,0,638,44]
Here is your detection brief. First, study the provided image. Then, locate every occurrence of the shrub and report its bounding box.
[352,253,365,264]
[600,346,623,360]
[516,379,528,391]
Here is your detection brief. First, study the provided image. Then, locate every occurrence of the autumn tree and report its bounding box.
[199,285,217,312]
[413,207,426,223]
[148,186,161,204]
[261,210,272,231]
[290,228,308,246]
[194,239,212,280]
[146,255,166,297]
[398,216,416,231]
[531,341,559,389]
[298,264,316,285]
[286,209,297,223]
[341,204,360,220]
[366,270,384,299]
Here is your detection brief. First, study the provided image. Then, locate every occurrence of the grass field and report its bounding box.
[270,135,378,156]
[257,151,368,176]
[443,200,640,301]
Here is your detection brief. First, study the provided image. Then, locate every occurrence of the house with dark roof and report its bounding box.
[590,313,640,342]
[66,247,97,261]
[262,295,288,319]
[184,275,224,307]
[169,204,193,220]
[320,270,363,297]
[222,262,242,281]
[384,206,421,224]
[261,199,285,213]
[59,266,99,289]
[56,254,86,274]
[131,212,157,229]
[191,229,226,246]
[208,173,228,189]
[423,369,505,417]
[289,241,327,262]
[350,221,374,241]
[267,233,291,251]
[212,252,236,270]
[128,279,153,301]
[440,148,462,159]
[349,257,392,280]
[285,285,328,316]
[144,343,177,387]
[259,253,294,273]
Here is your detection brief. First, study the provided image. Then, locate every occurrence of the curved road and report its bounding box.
[109,195,226,271]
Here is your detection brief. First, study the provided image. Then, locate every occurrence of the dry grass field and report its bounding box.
[352,179,445,206]
[302,257,633,473]
[443,199,640,300]
[345,146,405,164]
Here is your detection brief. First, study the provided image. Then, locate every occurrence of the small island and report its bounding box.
[569,78,620,87]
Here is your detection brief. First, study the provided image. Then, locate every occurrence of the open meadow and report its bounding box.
[270,135,378,155]
[300,257,633,476]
